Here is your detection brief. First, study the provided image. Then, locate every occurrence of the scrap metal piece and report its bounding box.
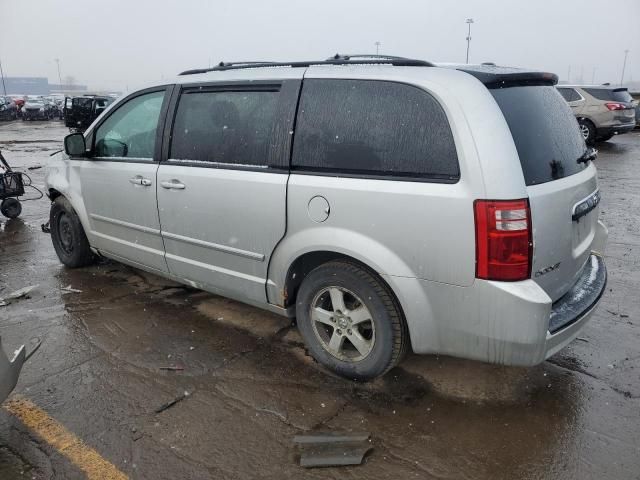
[293,432,372,468]
[155,391,190,413]
[293,432,370,444]
[0,285,38,306]
[0,337,26,403]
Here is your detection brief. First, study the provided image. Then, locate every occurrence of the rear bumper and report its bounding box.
[544,254,606,359]
[596,123,635,137]
[388,224,608,366]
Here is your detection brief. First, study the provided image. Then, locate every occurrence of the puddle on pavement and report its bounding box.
[0,446,33,478]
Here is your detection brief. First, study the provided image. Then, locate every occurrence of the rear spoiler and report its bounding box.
[457,68,559,89]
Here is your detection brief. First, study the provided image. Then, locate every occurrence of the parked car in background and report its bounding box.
[557,85,636,144]
[8,95,25,112]
[46,57,607,380]
[64,95,113,132]
[0,96,19,120]
[630,91,640,127]
[22,96,51,121]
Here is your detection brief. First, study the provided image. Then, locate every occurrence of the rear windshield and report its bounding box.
[491,86,587,186]
[584,88,633,103]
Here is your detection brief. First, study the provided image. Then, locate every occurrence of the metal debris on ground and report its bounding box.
[159,366,184,371]
[61,285,83,294]
[0,284,38,306]
[155,391,191,413]
[293,432,372,468]
[27,165,42,170]
[41,221,50,233]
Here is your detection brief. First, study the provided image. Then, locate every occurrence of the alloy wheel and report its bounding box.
[310,286,376,362]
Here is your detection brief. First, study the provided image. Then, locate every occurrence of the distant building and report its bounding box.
[49,83,89,93]
[1,77,87,95]
[3,77,50,95]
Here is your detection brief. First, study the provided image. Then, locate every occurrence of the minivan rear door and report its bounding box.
[156,78,301,305]
[491,86,598,302]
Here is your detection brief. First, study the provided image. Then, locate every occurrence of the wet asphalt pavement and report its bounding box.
[0,120,639,479]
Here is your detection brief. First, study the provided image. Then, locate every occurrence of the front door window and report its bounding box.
[94,91,164,159]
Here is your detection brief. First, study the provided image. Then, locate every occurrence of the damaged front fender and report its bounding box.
[0,337,26,403]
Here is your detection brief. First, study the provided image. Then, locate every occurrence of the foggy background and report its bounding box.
[1,0,638,92]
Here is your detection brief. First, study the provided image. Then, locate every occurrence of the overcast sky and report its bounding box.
[1,0,638,92]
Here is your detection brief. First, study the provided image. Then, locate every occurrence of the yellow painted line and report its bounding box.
[3,395,128,480]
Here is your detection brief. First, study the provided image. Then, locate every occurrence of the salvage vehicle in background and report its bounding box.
[46,56,607,380]
[557,85,636,144]
[22,96,53,121]
[0,96,19,120]
[64,95,113,132]
[631,91,640,127]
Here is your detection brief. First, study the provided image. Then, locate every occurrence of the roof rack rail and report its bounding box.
[327,53,412,61]
[179,54,434,75]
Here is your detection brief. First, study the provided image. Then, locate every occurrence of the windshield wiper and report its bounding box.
[577,147,597,164]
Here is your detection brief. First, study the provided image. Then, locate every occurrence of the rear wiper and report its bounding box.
[577,147,597,164]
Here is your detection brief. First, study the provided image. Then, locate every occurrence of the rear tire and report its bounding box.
[1,198,22,219]
[296,260,408,380]
[578,119,596,146]
[50,196,95,268]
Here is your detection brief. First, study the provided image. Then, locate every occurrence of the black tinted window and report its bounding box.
[557,88,581,102]
[170,90,279,167]
[584,88,633,103]
[292,79,459,180]
[492,86,587,186]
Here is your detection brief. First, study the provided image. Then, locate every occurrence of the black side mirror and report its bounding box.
[64,133,86,157]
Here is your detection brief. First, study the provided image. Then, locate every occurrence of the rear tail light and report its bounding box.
[605,102,627,111]
[474,199,532,281]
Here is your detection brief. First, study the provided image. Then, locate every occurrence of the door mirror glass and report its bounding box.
[64,133,86,156]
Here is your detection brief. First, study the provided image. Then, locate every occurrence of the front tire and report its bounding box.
[50,196,95,267]
[296,260,408,380]
[578,118,596,146]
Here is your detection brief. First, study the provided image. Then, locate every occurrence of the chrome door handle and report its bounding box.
[129,176,152,186]
[160,180,186,190]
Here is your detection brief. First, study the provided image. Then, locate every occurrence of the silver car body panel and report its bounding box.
[45,64,608,366]
[0,338,25,403]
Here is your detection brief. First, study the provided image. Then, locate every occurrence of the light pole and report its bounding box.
[0,57,6,96]
[465,18,474,64]
[620,49,629,85]
[591,67,596,84]
[54,58,62,88]
[375,41,381,55]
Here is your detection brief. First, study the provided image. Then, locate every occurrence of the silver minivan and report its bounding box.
[45,56,608,380]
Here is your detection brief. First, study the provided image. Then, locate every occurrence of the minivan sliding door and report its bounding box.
[156,80,300,304]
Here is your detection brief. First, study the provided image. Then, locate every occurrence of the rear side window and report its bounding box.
[557,88,581,102]
[292,79,459,181]
[584,88,633,103]
[491,86,587,186]
[170,90,279,167]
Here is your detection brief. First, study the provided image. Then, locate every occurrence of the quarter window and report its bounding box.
[94,91,165,159]
[557,88,581,102]
[170,90,279,167]
[292,79,459,180]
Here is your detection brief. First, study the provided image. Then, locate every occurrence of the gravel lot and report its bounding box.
[1,120,639,479]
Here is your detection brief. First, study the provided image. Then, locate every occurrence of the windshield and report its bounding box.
[491,85,588,186]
